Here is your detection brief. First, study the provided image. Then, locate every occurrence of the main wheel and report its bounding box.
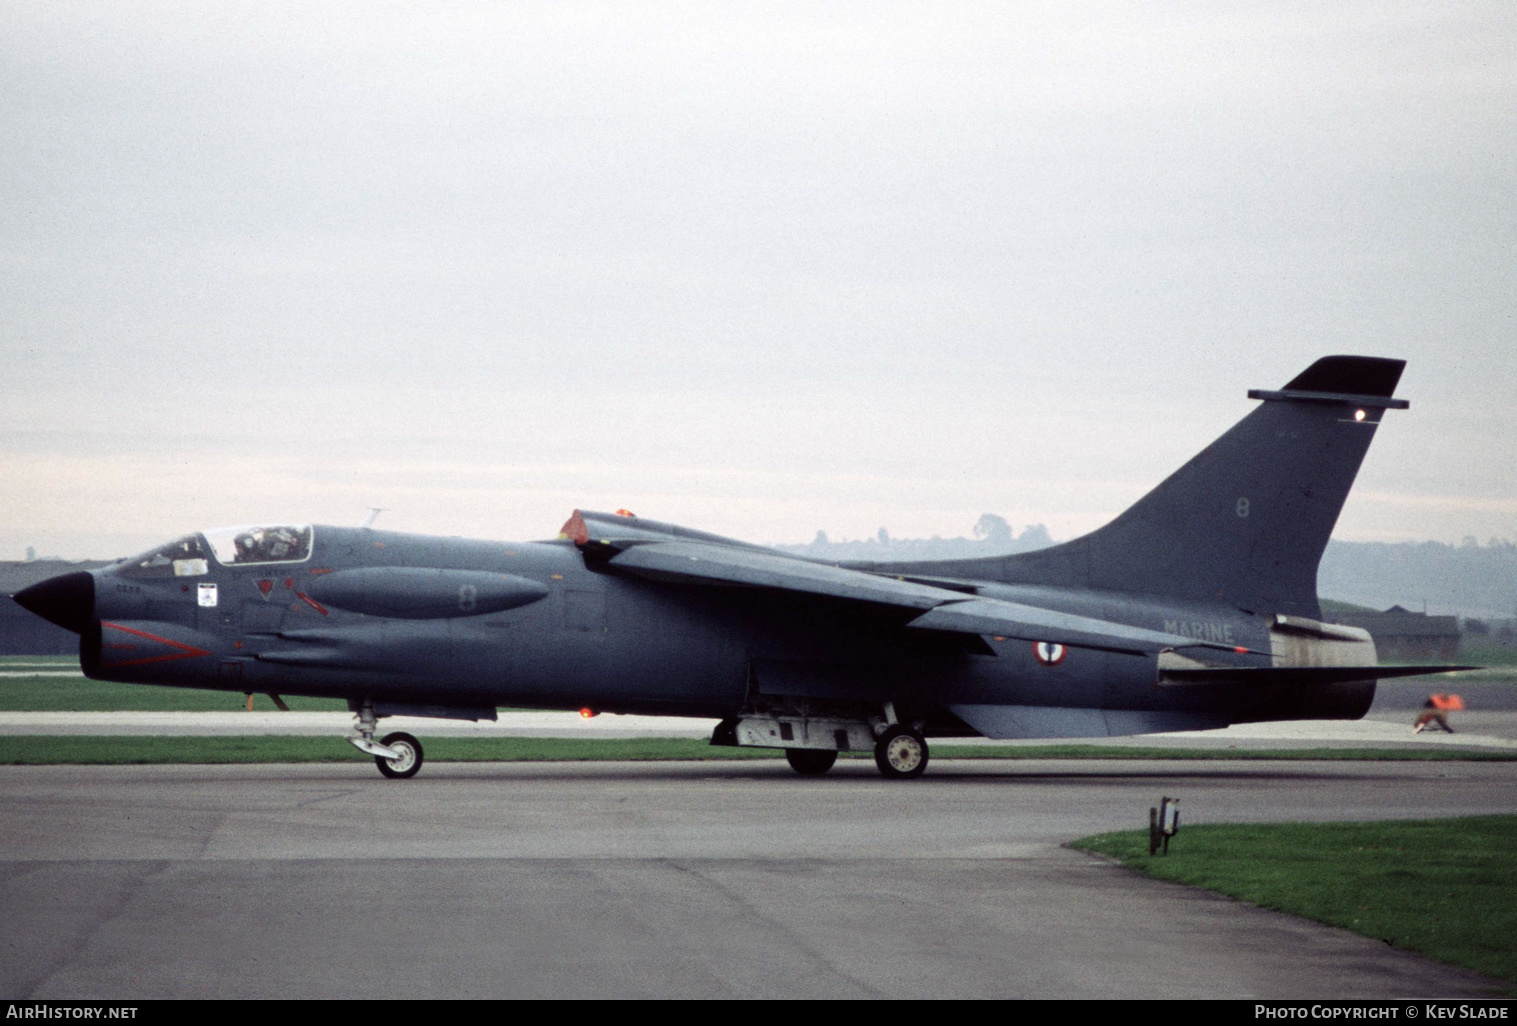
[376,731,423,779]
[874,726,928,779]
[785,748,838,776]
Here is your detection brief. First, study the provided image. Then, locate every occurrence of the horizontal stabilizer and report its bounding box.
[1159,664,1480,687]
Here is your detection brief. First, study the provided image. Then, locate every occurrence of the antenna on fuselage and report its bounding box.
[360,507,386,529]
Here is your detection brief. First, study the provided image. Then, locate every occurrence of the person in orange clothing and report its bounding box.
[1413,693,1464,733]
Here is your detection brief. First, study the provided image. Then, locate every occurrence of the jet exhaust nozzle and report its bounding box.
[13,571,96,635]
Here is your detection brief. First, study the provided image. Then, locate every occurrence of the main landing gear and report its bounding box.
[346,700,425,779]
[784,748,838,775]
[778,725,930,779]
[788,728,928,777]
[874,725,929,779]
[711,702,932,780]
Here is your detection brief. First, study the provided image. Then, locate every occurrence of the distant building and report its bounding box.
[0,560,114,655]
[1330,605,1461,662]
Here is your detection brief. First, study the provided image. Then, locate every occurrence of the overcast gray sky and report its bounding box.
[3,1,1514,559]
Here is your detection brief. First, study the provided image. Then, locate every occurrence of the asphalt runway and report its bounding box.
[3,759,1515,999]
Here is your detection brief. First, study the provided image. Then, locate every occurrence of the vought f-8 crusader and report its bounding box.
[15,356,1471,778]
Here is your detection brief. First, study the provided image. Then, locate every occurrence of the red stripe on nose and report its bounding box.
[98,622,212,667]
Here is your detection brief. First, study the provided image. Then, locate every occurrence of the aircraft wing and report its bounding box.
[601,538,1254,657]
[901,597,1247,656]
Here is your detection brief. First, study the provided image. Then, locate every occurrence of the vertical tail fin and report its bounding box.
[997,356,1407,618]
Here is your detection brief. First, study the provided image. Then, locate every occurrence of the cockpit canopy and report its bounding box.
[120,525,313,578]
[205,525,313,566]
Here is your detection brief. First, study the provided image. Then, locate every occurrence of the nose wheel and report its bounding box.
[874,726,928,778]
[347,700,425,778]
[375,731,423,779]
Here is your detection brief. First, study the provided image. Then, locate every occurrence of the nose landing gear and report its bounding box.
[345,699,425,779]
[374,732,424,779]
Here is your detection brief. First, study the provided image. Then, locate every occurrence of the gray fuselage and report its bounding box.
[77,524,1365,734]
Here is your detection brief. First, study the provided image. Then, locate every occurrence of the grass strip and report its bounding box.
[1455,646,1517,668]
[4,675,1514,715]
[0,677,347,711]
[1073,816,1517,988]
[1,736,1512,765]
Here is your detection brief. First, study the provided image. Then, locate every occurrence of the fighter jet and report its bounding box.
[14,356,1472,779]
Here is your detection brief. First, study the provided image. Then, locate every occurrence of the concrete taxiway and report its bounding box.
[2,758,1513,999]
[4,709,1516,753]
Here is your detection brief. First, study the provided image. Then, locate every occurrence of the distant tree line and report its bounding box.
[1317,538,1517,621]
[781,521,1517,620]
[778,514,1053,562]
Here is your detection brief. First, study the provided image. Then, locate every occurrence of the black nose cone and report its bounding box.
[13,571,96,634]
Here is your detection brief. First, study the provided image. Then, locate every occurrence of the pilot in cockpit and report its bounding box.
[233,532,260,564]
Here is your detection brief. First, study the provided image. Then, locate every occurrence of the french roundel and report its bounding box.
[1032,641,1067,667]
